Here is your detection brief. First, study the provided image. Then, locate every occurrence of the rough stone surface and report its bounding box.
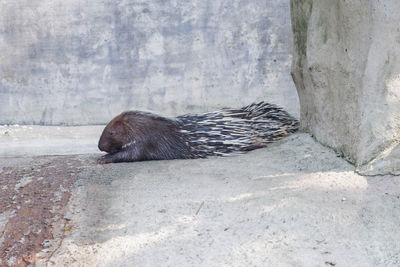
[1,132,400,266]
[0,133,398,267]
[290,0,400,175]
[0,0,298,125]
[0,156,84,267]
[0,125,103,157]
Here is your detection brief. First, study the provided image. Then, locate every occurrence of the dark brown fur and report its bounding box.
[98,111,194,164]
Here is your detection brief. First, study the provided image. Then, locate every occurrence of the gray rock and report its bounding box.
[290,0,400,175]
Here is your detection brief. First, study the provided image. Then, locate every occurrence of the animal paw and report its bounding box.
[97,155,113,164]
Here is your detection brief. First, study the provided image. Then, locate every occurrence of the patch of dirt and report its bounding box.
[0,156,87,267]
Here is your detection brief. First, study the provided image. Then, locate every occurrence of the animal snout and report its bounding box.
[98,142,105,152]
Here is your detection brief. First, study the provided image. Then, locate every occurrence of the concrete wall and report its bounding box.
[0,0,298,125]
[291,0,400,175]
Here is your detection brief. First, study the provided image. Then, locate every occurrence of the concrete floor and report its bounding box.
[0,125,104,157]
[0,126,399,266]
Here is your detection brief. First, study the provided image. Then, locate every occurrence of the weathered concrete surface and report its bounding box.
[0,125,103,157]
[0,0,298,125]
[2,133,399,266]
[290,0,400,175]
[0,156,85,266]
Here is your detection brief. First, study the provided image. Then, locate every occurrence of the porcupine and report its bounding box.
[97,102,299,164]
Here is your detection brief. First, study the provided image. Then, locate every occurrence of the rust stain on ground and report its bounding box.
[0,156,87,267]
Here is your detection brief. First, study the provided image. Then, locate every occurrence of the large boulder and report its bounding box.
[291,0,400,175]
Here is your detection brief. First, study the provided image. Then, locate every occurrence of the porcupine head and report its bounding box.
[98,113,132,154]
